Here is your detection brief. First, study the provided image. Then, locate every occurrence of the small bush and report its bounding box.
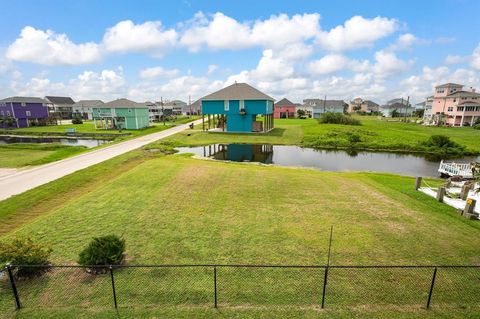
[474,124,480,130]
[78,235,126,273]
[72,117,83,124]
[318,112,361,125]
[0,237,52,278]
[348,133,362,143]
[421,135,466,156]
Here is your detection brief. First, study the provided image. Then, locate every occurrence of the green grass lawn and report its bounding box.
[162,116,480,156]
[0,144,86,168]
[0,150,479,317]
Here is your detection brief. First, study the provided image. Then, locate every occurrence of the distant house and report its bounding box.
[45,96,75,119]
[379,98,414,117]
[347,98,379,113]
[92,98,150,130]
[297,102,313,118]
[430,83,480,126]
[72,100,104,120]
[274,98,296,119]
[164,100,187,115]
[0,96,49,128]
[418,96,434,124]
[201,82,274,133]
[304,99,347,118]
[184,99,201,115]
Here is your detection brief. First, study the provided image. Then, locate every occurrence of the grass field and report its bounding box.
[0,148,479,318]
[164,117,480,156]
[0,144,86,168]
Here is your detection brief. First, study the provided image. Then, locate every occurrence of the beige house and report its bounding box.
[347,98,379,113]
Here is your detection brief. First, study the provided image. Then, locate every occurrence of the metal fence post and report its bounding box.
[426,267,437,309]
[6,264,21,310]
[321,266,328,309]
[213,266,218,308]
[109,266,118,309]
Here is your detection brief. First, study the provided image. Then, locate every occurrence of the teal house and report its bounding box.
[201,83,275,133]
[92,98,149,130]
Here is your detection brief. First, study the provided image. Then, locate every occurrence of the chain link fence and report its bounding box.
[0,264,479,313]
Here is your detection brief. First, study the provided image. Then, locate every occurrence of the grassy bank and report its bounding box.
[0,151,479,317]
[162,117,480,156]
[0,144,86,168]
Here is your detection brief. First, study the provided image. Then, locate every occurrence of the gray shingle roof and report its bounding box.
[73,100,104,107]
[202,83,274,101]
[45,96,75,104]
[274,98,295,107]
[102,98,147,108]
[0,96,48,104]
[447,90,480,97]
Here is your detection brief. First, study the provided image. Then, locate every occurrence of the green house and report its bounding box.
[92,98,149,130]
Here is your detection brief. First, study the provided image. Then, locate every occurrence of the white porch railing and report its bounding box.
[438,160,474,178]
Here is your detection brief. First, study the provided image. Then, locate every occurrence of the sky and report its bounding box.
[0,0,479,104]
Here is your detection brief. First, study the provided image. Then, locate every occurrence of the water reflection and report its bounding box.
[176,144,480,178]
[0,135,107,148]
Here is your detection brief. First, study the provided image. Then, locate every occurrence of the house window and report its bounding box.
[128,109,132,112]
[26,111,31,116]
[457,106,464,111]
[437,89,444,93]
[21,102,26,106]
[224,100,229,111]
[0,111,4,116]
[447,107,453,112]
[0,102,5,106]
[239,100,244,111]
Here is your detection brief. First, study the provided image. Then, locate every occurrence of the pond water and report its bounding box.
[176,144,480,177]
[0,135,108,148]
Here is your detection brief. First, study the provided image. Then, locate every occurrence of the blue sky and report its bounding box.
[0,0,479,104]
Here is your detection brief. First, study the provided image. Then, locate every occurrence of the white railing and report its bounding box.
[438,160,473,178]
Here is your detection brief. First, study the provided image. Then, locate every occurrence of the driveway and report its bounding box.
[0,119,203,201]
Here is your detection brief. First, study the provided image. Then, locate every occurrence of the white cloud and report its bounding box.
[251,49,294,80]
[128,75,223,101]
[139,66,180,79]
[103,20,177,56]
[388,33,426,51]
[316,16,398,51]
[471,44,480,70]
[6,26,101,65]
[207,64,218,75]
[308,54,369,74]
[373,50,414,78]
[68,68,126,100]
[445,55,469,65]
[180,12,321,51]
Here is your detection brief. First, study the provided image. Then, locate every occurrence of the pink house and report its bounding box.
[274,98,296,119]
[431,83,480,126]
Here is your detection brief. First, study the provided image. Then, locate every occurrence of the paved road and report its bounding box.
[0,119,203,201]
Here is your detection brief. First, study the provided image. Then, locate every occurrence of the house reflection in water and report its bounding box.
[202,144,273,163]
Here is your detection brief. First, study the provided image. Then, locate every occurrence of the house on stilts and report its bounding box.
[200,82,275,133]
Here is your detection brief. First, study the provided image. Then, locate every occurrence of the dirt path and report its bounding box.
[0,119,202,201]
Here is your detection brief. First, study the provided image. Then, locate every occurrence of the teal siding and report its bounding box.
[202,99,273,133]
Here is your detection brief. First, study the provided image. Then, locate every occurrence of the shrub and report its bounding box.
[473,124,480,130]
[78,235,126,273]
[348,133,362,143]
[421,135,466,156]
[72,117,83,124]
[318,112,361,125]
[0,237,52,278]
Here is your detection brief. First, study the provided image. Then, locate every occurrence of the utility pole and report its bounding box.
[189,95,192,115]
[161,97,165,126]
[404,96,409,122]
[323,95,327,113]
